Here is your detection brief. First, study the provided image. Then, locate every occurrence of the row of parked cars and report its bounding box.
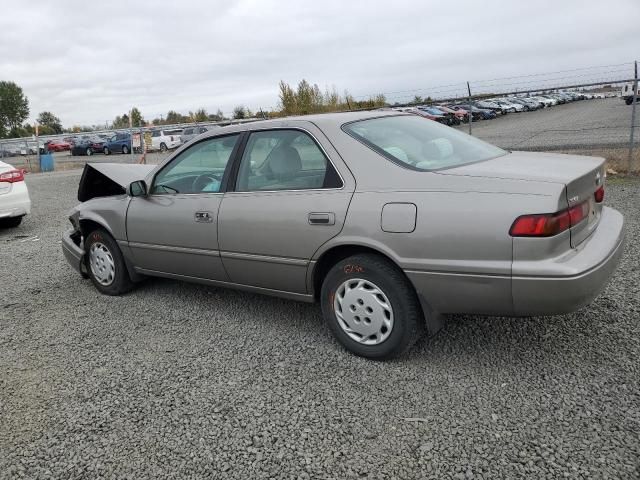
[0,126,208,159]
[392,90,605,126]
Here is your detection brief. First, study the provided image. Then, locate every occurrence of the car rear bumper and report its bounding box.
[0,182,31,219]
[62,228,85,274]
[512,206,625,316]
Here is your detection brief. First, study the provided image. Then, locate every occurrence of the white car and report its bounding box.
[0,161,31,228]
[150,130,182,152]
[495,99,525,112]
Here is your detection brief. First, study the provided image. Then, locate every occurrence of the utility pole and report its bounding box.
[467,81,473,135]
[129,110,134,159]
[629,61,638,172]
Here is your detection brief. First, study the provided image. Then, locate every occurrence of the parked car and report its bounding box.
[103,133,132,155]
[475,100,507,114]
[418,106,460,125]
[493,99,524,113]
[150,129,182,152]
[508,98,540,111]
[433,105,468,122]
[621,82,640,105]
[60,112,624,360]
[47,139,72,152]
[21,142,46,156]
[180,126,211,145]
[0,160,31,228]
[71,137,107,156]
[451,104,496,120]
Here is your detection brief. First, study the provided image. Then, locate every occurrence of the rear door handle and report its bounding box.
[308,212,335,225]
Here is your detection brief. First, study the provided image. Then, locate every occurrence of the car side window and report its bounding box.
[183,128,193,135]
[152,131,160,138]
[151,134,240,195]
[235,130,342,192]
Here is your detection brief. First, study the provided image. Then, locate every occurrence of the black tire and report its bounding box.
[0,216,23,228]
[160,142,167,152]
[320,253,425,360]
[103,146,110,155]
[122,145,129,155]
[626,97,634,105]
[84,228,134,296]
[86,148,92,156]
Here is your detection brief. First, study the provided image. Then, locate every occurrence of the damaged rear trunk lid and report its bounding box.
[78,163,155,202]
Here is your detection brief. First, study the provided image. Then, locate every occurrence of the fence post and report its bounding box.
[467,81,473,135]
[629,61,638,173]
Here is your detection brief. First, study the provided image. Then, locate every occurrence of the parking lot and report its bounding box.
[0,170,639,478]
[462,97,633,150]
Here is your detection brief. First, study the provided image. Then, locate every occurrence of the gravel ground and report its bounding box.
[1,171,639,479]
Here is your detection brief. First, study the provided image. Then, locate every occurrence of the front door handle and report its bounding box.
[195,211,213,223]
[308,212,335,225]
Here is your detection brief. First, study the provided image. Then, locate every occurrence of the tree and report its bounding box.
[208,109,226,122]
[112,114,129,129]
[233,105,246,119]
[166,110,185,124]
[37,111,63,134]
[278,80,297,115]
[130,107,144,127]
[190,108,208,122]
[0,81,29,137]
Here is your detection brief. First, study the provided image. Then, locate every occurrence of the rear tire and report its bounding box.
[320,253,424,360]
[0,216,23,228]
[84,228,134,296]
[86,148,92,156]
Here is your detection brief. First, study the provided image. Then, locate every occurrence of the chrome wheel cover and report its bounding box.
[89,242,115,286]
[334,278,394,345]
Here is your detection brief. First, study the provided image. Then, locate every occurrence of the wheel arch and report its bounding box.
[309,241,444,335]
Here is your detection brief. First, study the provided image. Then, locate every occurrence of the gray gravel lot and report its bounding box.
[1,171,639,479]
[458,97,634,150]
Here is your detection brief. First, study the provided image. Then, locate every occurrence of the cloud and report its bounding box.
[1,0,638,126]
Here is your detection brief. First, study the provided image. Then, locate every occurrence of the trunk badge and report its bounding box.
[568,195,580,205]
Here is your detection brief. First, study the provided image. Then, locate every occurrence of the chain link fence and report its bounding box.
[1,62,639,173]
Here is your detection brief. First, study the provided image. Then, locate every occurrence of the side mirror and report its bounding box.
[127,180,148,197]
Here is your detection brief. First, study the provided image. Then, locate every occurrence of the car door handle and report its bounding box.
[308,212,335,225]
[195,211,213,223]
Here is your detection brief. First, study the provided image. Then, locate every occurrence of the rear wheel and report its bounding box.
[86,147,92,156]
[84,228,134,295]
[0,216,23,228]
[122,145,129,155]
[321,253,424,360]
[160,142,167,152]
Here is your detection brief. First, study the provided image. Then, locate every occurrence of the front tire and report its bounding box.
[321,253,424,360]
[84,228,134,295]
[160,142,167,152]
[103,146,110,155]
[122,145,129,155]
[86,148,92,156]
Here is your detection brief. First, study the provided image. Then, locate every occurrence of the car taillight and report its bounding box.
[509,201,589,237]
[0,169,24,183]
[594,186,604,203]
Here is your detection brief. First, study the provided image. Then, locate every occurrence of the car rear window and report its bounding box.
[342,115,506,171]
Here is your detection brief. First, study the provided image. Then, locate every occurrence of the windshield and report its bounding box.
[343,115,506,171]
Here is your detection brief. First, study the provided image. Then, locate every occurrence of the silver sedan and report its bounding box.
[62,111,624,359]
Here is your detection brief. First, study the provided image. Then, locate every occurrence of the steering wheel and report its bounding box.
[192,173,222,192]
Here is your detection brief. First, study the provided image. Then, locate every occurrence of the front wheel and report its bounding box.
[160,142,167,152]
[122,145,129,155]
[84,228,134,295]
[321,253,424,360]
[103,146,110,155]
[86,148,92,156]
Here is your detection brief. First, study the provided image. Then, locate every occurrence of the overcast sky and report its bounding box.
[1,0,638,127]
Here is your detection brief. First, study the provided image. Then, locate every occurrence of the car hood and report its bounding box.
[78,162,155,202]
